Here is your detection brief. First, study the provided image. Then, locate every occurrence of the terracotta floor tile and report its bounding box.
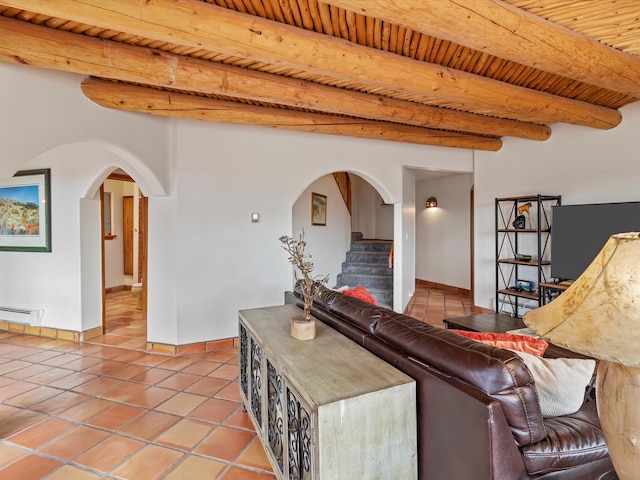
[187,397,239,424]
[0,359,32,375]
[0,407,45,437]
[156,372,200,390]
[19,350,64,363]
[74,434,145,473]
[236,437,274,472]
[111,349,149,364]
[215,382,242,402]
[39,426,110,460]
[46,371,97,390]
[82,359,128,377]
[224,406,257,431]
[30,390,90,415]
[203,349,238,363]
[4,385,64,408]
[184,377,229,396]
[120,410,181,441]
[7,417,76,449]
[0,376,16,388]
[112,444,184,480]
[0,454,62,480]
[194,426,254,461]
[62,356,104,371]
[4,363,53,380]
[181,360,222,376]
[126,386,177,408]
[87,403,147,430]
[156,392,208,416]
[129,367,175,385]
[156,418,213,451]
[0,379,38,401]
[40,352,82,367]
[28,367,76,385]
[156,356,197,372]
[108,362,149,380]
[70,376,122,396]
[97,381,148,402]
[129,353,171,367]
[208,364,238,381]
[0,443,28,466]
[220,466,276,480]
[164,455,227,480]
[57,397,117,422]
[44,464,102,480]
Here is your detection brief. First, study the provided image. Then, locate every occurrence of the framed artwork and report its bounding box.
[0,169,51,252]
[311,192,327,226]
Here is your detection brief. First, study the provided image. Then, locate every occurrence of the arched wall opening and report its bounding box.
[4,141,166,339]
[290,172,395,308]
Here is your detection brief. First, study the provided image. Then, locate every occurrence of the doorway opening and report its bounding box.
[99,169,148,350]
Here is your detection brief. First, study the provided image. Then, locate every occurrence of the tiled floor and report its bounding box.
[0,285,470,479]
[405,281,474,327]
[0,290,274,480]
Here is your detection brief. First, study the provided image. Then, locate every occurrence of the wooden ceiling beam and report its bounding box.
[324,0,640,99]
[80,78,503,151]
[0,0,621,129]
[0,15,547,141]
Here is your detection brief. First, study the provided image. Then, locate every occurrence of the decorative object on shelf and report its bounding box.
[518,202,533,228]
[512,214,526,229]
[279,230,329,340]
[425,196,438,208]
[515,253,532,261]
[524,232,640,480]
[311,192,327,226]
[0,168,51,252]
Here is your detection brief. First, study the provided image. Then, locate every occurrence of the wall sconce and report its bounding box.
[426,197,438,208]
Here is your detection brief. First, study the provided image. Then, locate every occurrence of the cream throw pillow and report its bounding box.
[511,350,596,418]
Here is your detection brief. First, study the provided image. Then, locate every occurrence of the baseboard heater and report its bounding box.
[0,306,44,327]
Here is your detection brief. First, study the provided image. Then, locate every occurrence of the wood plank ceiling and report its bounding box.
[0,0,639,151]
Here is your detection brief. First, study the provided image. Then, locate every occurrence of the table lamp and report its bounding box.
[524,232,640,480]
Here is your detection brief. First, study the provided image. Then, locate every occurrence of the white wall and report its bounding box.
[166,121,472,344]
[474,101,640,311]
[292,175,351,288]
[351,175,394,239]
[0,63,170,333]
[0,62,474,344]
[416,173,473,289]
[398,168,416,311]
[103,179,125,289]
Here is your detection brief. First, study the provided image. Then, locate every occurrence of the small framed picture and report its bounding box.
[311,192,327,226]
[0,169,51,252]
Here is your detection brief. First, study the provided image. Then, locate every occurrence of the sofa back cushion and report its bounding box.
[374,313,547,446]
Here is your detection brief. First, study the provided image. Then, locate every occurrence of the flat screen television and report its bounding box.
[551,201,640,281]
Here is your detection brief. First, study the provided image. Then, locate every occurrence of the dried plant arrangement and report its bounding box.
[279,230,329,321]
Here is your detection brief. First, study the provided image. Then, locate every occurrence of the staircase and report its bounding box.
[335,233,393,309]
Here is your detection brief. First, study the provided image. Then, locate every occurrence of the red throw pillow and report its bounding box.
[342,286,379,306]
[452,330,548,356]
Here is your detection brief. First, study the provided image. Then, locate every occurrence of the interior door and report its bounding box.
[123,196,134,275]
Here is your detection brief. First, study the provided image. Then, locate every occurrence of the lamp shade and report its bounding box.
[426,197,438,208]
[524,232,640,367]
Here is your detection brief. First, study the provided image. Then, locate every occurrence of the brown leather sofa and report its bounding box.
[285,286,613,480]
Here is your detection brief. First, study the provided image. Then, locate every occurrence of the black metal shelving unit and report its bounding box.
[495,194,561,318]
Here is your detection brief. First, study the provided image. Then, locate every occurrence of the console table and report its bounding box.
[239,305,417,480]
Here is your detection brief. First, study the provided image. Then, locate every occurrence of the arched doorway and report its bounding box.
[100,169,148,349]
[291,172,395,308]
